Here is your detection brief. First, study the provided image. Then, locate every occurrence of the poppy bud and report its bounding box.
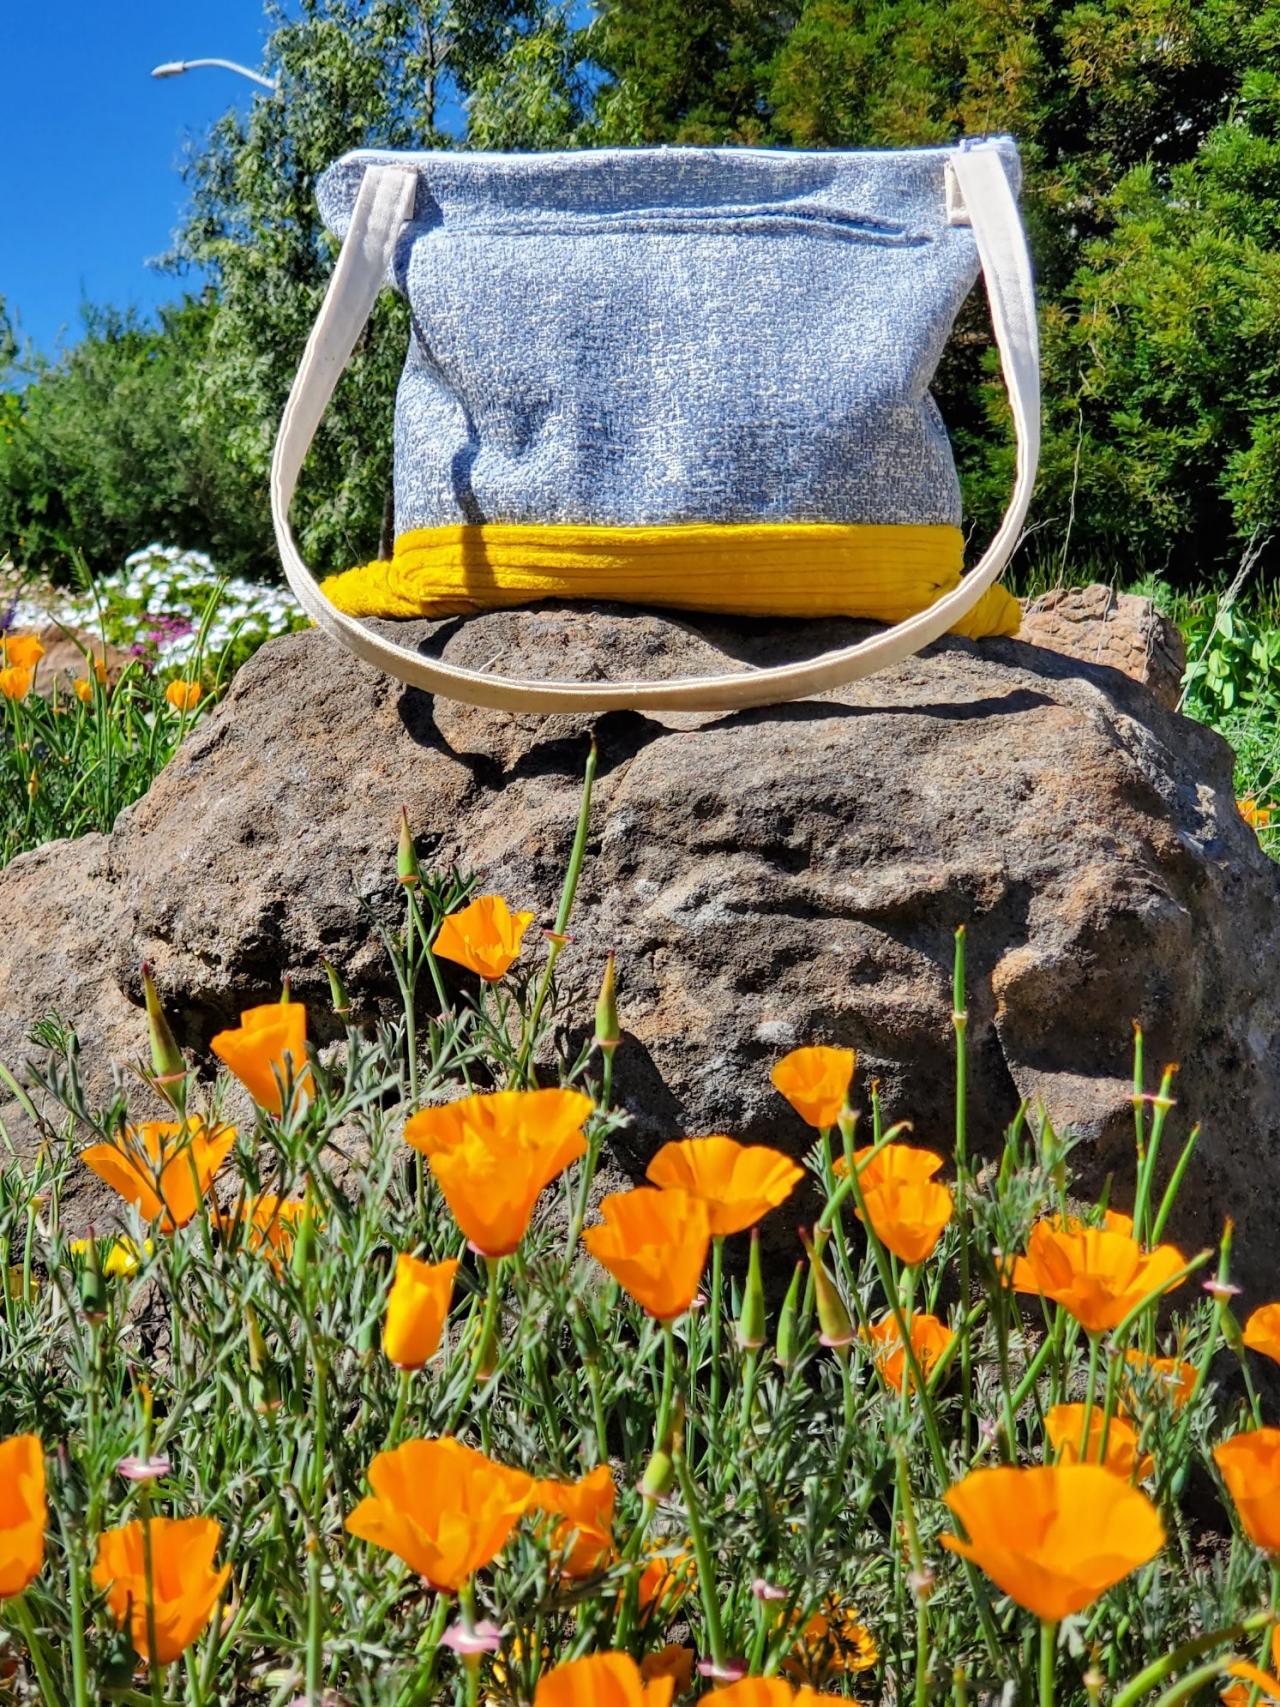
[245,1305,281,1412]
[775,1259,804,1368]
[475,1311,499,1382]
[802,1230,854,1348]
[397,807,420,887]
[322,958,351,1021]
[290,1186,318,1280]
[737,1228,766,1349]
[639,1399,684,1500]
[142,964,186,1102]
[595,952,620,1053]
[79,1233,107,1323]
[639,1445,675,1502]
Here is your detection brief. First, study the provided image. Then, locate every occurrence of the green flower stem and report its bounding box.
[565,1091,609,1272]
[1132,1066,1177,1249]
[1150,1124,1201,1246]
[895,1445,932,1707]
[673,1431,727,1672]
[706,1235,725,1454]
[1148,1657,1246,1706]
[139,1490,165,1707]
[516,736,597,1085]
[653,1321,677,1460]
[1078,1332,1103,1456]
[386,1366,412,1448]
[953,925,973,1458]
[738,1346,760,1438]
[59,1505,90,1707]
[11,1595,67,1707]
[1110,1614,1271,1707]
[305,1342,330,1705]
[1040,1621,1056,1707]
[1097,1342,1125,1466]
[445,1256,504,1432]
[838,1128,1004,1667]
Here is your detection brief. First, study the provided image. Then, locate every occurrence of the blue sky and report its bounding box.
[2,0,273,358]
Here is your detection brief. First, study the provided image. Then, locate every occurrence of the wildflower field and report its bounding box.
[0,544,308,865]
[2,753,1280,1707]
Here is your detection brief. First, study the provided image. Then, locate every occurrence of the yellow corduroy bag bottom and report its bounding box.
[320,522,1021,640]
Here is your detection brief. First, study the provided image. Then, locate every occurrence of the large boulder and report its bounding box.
[0,595,1275,1289]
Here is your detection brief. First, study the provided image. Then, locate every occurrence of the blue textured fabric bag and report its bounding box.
[271,139,1040,712]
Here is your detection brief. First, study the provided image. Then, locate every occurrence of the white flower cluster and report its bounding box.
[5,546,306,666]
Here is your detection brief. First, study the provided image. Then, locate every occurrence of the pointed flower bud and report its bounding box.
[397,807,420,887]
[737,1228,766,1349]
[595,952,620,1054]
[322,959,351,1020]
[290,1186,319,1280]
[245,1305,281,1413]
[638,1399,684,1501]
[775,1259,804,1368]
[802,1230,855,1348]
[142,963,186,1100]
[79,1231,107,1322]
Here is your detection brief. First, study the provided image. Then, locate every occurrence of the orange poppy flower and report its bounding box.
[840,1143,953,1266]
[404,1088,591,1257]
[1121,1350,1197,1411]
[345,1437,532,1591]
[771,1045,856,1129]
[165,679,202,712]
[940,1463,1164,1621]
[864,1311,955,1392]
[645,1135,803,1236]
[784,1595,879,1683]
[529,1465,616,1578]
[1243,1304,1280,1366]
[1214,1429,1280,1553]
[432,894,536,981]
[636,1545,696,1616]
[1239,797,1273,831]
[383,1254,459,1369]
[92,1516,230,1665]
[583,1187,711,1319]
[0,1434,46,1599]
[81,1119,236,1233]
[2,635,44,670]
[713,1681,836,1707]
[213,1194,308,1264]
[1223,1626,1280,1703]
[1045,1405,1153,1481]
[640,1646,695,1689]
[533,1652,676,1707]
[0,666,33,701]
[1010,1212,1187,1334]
[210,1002,312,1116]
[73,678,94,704]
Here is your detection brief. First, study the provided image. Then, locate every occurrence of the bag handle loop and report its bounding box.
[270,145,1038,713]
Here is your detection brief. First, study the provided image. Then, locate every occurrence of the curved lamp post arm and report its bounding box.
[151,58,279,92]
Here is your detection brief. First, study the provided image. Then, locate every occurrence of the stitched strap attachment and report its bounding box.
[270,145,1039,713]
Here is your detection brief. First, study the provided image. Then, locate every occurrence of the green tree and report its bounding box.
[591,0,1280,581]
[172,0,587,581]
[0,297,257,580]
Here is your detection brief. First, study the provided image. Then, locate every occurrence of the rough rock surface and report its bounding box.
[0,599,1275,1288]
[1019,584,1186,711]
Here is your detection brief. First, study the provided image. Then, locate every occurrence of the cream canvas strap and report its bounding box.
[270,143,1039,713]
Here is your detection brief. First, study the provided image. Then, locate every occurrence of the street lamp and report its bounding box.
[151,58,279,93]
